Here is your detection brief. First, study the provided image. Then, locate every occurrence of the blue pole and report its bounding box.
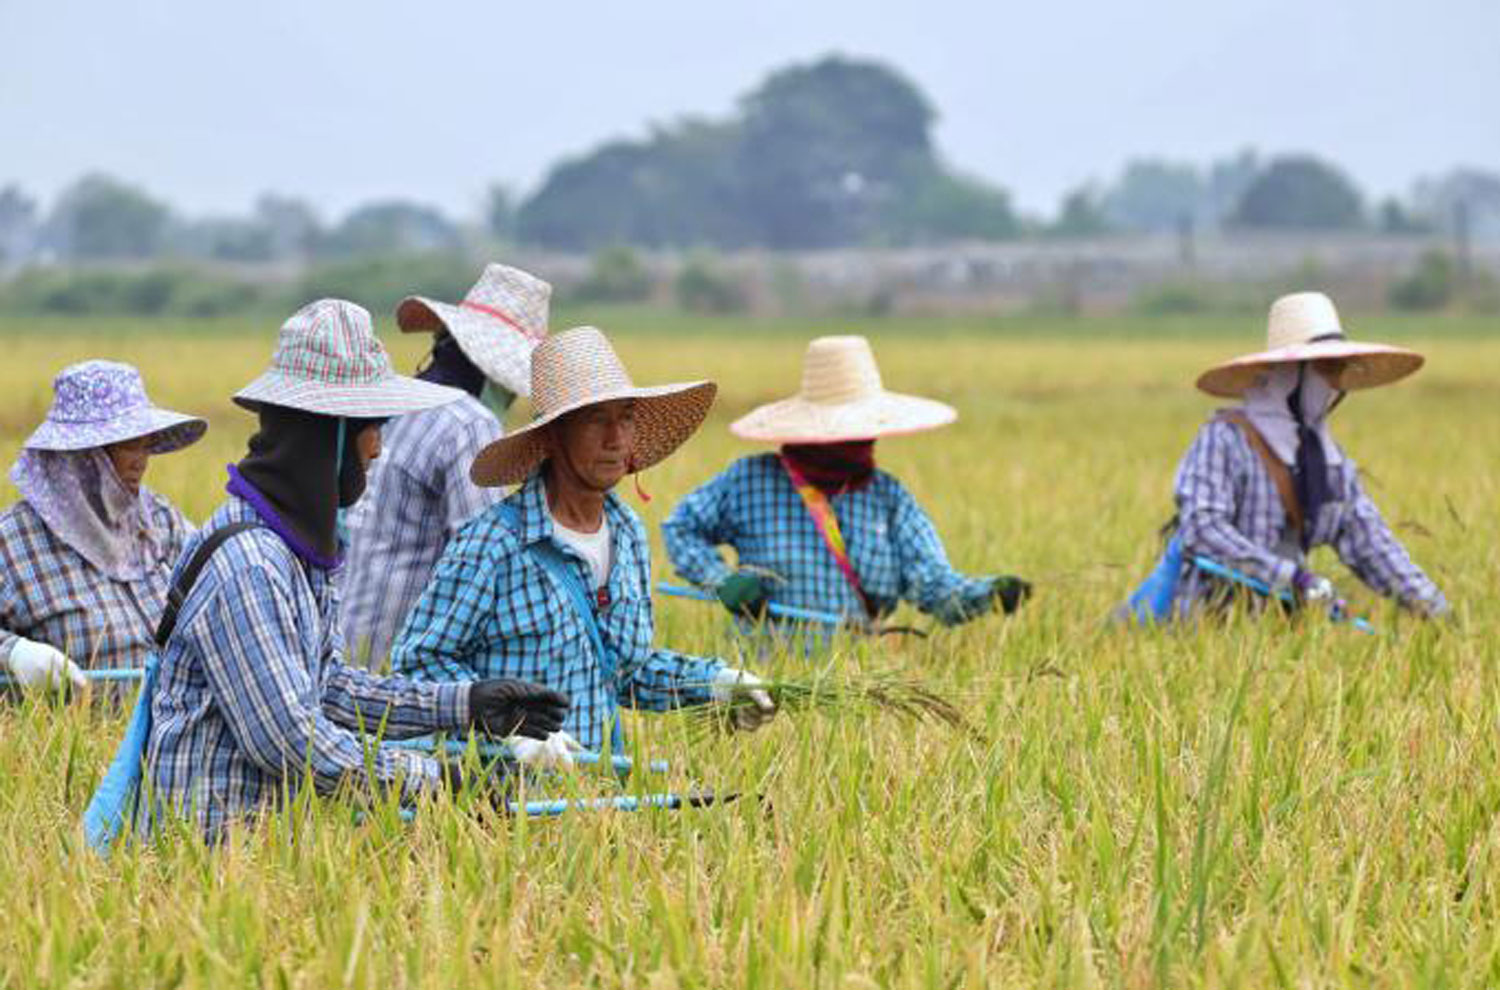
[655,582,846,627]
[384,737,669,774]
[386,791,723,823]
[1191,556,1376,635]
[0,667,145,688]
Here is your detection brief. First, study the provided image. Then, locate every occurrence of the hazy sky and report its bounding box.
[4,0,1497,221]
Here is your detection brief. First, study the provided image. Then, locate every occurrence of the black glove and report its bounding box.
[716,572,771,619]
[468,679,569,741]
[991,575,1033,615]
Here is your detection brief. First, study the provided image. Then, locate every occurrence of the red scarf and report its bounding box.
[778,441,876,495]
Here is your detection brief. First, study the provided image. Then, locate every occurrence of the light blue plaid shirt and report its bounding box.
[392,470,721,751]
[1171,415,1447,615]
[339,397,504,667]
[661,454,996,625]
[143,496,469,841]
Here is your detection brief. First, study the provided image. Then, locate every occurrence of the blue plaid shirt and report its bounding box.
[661,454,996,625]
[339,397,504,667]
[392,470,721,751]
[1171,415,1447,616]
[0,493,191,671]
[143,496,469,840]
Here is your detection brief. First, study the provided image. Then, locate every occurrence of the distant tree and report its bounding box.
[1377,197,1431,235]
[174,217,275,262]
[883,170,1019,243]
[1050,186,1112,237]
[255,194,320,260]
[320,200,461,258]
[1203,149,1260,227]
[571,246,654,303]
[1102,159,1203,232]
[1388,250,1456,310]
[485,184,517,242]
[45,174,172,260]
[1411,168,1500,240]
[1231,155,1364,230]
[734,54,938,248]
[0,185,39,265]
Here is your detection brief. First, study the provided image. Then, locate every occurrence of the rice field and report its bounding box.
[1,310,1497,988]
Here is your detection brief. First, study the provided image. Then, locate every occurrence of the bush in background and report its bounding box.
[571,246,654,304]
[1388,250,1456,311]
[674,254,747,313]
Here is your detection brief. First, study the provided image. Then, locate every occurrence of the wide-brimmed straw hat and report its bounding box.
[470,326,716,487]
[235,299,462,418]
[396,264,551,397]
[730,335,956,444]
[1197,292,1424,398]
[24,360,206,454]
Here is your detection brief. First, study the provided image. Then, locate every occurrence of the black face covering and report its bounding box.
[416,331,486,398]
[235,404,381,560]
[1287,366,1335,549]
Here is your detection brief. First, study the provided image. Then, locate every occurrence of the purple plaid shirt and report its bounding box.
[143,496,469,841]
[0,493,192,670]
[1171,415,1447,615]
[338,397,504,667]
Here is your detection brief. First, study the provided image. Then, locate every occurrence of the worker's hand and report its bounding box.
[468,680,569,741]
[509,730,585,771]
[1292,569,1336,603]
[710,667,777,732]
[5,639,87,692]
[990,575,1033,615]
[716,572,771,620]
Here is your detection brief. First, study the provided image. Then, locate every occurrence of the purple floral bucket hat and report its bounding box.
[24,360,207,454]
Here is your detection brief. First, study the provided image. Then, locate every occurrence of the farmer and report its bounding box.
[0,360,204,690]
[137,300,568,841]
[341,264,551,667]
[393,326,776,752]
[661,335,1031,642]
[1124,291,1448,621]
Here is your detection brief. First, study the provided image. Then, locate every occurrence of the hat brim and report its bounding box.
[397,296,536,398]
[1196,340,1424,398]
[233,370,463,418]
[471,381,717,487]
[24,407,208,455]
[729,390,957,444]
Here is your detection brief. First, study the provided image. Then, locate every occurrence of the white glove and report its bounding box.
[710,667,777,732]
[509,730,585,771]
[5,638,87,692]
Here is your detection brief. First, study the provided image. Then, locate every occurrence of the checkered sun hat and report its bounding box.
[470,326,716,487]
[235,299,463,418]
[395,264,551,398]
[24,360,207,454]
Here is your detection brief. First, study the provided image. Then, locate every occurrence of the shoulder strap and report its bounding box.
[779,454,874,618]
[1217,411,1305,536]
[153,522,261,647]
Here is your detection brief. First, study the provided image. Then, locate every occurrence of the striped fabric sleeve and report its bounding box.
[1174,420,1298,590]
[888,480,995,624]
[193,556,441,800]
[158,496,196,567]
[0,570,20,663]
[390,541,495,684]
[661,466,738,589]
[618,513,721,710]
[1333,466,1448,615]
[439,415,505,538]
[321,665,471,739]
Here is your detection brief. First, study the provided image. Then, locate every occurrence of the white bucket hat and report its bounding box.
[1197,292,1424,398]
[235,299,462,418]
[395,263,551,397]
[731,335,956,444]
[470,326,716,487]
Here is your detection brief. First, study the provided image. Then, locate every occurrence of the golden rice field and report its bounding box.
[1,310,1498,989]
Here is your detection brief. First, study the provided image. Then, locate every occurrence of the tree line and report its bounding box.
[2,54,1498,268]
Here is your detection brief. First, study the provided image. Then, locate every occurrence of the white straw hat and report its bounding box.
[1197,292,1424,398]
[235,299,463,418]
[730,335,956,444]
[396,263,551,397]
[470,326,716,487]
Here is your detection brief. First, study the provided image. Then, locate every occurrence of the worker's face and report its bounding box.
[549,400,638,493]
[104,436,152,493]
[355,423,382,470]
[1310,357,1349,389]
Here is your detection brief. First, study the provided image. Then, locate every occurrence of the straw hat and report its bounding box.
[1197,292,1424,398]
[730,335,956,444]
[470,326,716,487]
[235,299,462,418]
[396,264,551,397]
[24,360,206,455]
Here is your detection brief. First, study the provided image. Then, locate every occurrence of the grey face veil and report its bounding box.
[1242,364,1344,547]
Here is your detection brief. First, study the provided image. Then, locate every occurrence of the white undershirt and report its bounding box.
[549,509,612,590]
